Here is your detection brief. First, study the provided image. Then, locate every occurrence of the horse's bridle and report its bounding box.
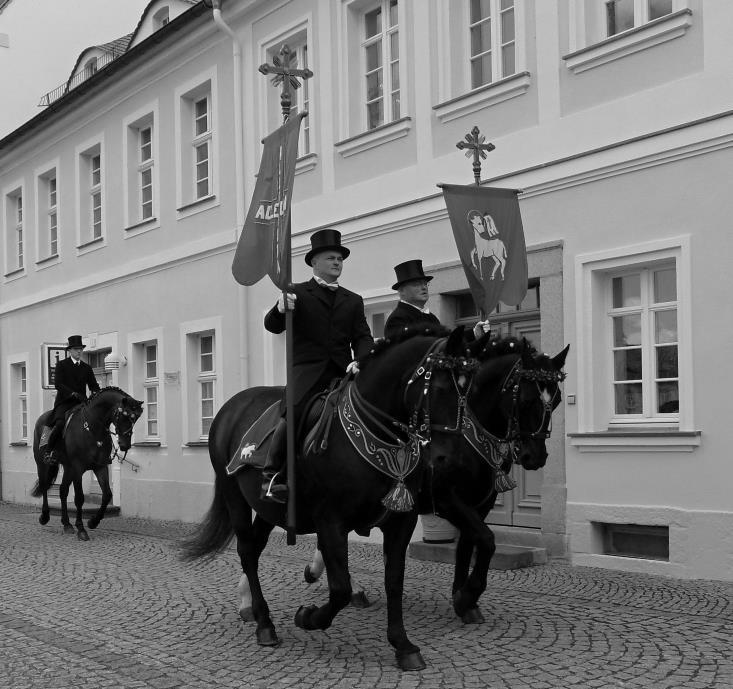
[80,401,141,461]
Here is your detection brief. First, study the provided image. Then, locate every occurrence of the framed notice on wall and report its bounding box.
[42,343,67,389]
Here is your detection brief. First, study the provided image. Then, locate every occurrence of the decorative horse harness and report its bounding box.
[336,339,565,512]
[77,400,140,464]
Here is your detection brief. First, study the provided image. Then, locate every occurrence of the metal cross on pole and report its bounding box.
[257,44,313,545]
[456,125,495,186]
[258,44,313,124]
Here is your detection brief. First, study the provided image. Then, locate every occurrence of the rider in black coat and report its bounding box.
[261,229,374,502]
[44,335,100,463]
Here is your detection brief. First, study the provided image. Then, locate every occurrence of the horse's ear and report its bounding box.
[446,326,465,356]
[552,344,570,371]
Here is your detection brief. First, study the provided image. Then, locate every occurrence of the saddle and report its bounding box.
[39,408,79,449]
[225,377,348,477]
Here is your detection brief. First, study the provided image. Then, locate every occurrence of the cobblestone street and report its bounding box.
[1,501,731,689]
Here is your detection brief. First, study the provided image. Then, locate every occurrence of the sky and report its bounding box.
[0,0,152,138]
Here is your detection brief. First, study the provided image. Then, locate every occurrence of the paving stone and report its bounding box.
[2,500,733,688]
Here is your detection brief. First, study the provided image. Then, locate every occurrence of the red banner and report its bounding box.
[232,112,306,289]
[440,184,528,315]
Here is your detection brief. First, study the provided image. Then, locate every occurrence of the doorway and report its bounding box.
[453,280,543,528]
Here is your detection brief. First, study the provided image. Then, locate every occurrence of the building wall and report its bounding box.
[2,0,733,579]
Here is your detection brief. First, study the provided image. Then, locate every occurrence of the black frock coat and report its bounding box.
[264,278,374,406]
[384,301,442,340]
[51,356,101,422]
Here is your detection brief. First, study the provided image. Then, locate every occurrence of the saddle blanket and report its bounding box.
[225,402,281,476]
[39,426,53,449]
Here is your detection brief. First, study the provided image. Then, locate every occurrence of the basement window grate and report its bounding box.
[599,523,669,561]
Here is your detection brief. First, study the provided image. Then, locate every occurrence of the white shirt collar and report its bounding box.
[400,299,430,314]
[313,276,339,291]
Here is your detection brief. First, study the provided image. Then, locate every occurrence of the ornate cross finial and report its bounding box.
[258,44,313,123]
[456,126,495,186]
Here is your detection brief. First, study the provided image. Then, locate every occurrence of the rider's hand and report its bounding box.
[346,361,360,376]
[277,292,296,313]
[473,320,491,339]
[71,392,83,401]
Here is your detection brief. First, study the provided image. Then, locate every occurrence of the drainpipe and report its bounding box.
[211,0,249,390]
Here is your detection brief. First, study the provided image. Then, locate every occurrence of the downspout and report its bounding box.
[211,1,249,389]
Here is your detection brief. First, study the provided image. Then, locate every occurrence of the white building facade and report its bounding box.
[1,0,732,581]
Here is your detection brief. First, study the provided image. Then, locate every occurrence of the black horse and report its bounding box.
[180,328,478,671]
[31,386,143,541]
[304,335,568,625]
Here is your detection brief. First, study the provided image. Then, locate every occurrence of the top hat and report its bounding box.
[65,335,86,350]
[391,259,433,290]
[305,229,350,266]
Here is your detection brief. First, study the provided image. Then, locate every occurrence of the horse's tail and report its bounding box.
[31,464,59,498]
[178,475,234,562]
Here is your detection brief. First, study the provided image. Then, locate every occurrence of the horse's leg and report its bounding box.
[58,470,75,535]
[452,530,475,595]
[237,514,275,629]
[73,475,89,541]
[303,545,372,608]
[39,488,50,525]
[87,466,113,530]
[294,522,351,632]
[445,502,495,623]
[381,513,425,671]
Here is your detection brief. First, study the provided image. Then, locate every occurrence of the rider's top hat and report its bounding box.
[391,259,433,290]
[305,229,350,266]
[65,335,86,350]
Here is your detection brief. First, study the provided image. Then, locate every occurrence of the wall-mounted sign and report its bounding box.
[42,343,67,389]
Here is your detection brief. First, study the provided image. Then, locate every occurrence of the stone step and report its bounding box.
[408,540,546,570]
[46,498,120,518]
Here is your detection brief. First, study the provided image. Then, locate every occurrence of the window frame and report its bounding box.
[123,104,159,234]
[143,342,160,439]
[197,333,215,439]
[7,356,30,444]
[572,236,696,450]
[15,192,23,270]
[468,0,517,90]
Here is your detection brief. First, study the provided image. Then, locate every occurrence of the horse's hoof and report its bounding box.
[77,530,90,542]
[461,607,485,624]
[396,651,426,672]
[39,513,49,525]
[63,524,75,535]
[303,565,318,584]
[88,518,99,530]
[255,625,281,646]
[294,604,318,629]
[239,606,254,623]
[350,591,371,608]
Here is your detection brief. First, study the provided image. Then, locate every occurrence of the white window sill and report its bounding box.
[433,72,531,124]
[568,429,701,452]
[335,117,412,158]
[124,216,159,238]
[295,153,318,175]
[177,194,218,219]
[77,236,106,256]
[3,267,25,281]
[563,9,692,74]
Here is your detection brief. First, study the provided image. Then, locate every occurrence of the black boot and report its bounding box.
[43,422,62,465]
[260,418,288,504]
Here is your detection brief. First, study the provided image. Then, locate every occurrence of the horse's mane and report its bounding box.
[358,324,451,369]
[84,386,128,407]
[476,335,538,361]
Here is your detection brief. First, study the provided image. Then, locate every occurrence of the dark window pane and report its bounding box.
[615,383,643,415]
[614,348,642,381]
[502,43,515,76]
[365,7,381,38]
[655,310,677,344]
[471,53,492,88]
[388,0,398,27]
[366,42,382,72]
[366,70,382,100]
[470,20,491,56]
[649,0,673,21]
[470,0,491,23]
[656,345,678,379]
[607,0,634,35]
[657,381,679,413]
[501,7,515,42]
[367,100,383,129]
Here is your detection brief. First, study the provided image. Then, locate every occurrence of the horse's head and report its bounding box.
[112,395,144,451]
[469,338,569,471]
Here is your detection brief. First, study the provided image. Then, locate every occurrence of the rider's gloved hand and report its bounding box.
[346,361,360,376]
[277,292,297,313]
[71,392,83,401]
[473,320,491,340]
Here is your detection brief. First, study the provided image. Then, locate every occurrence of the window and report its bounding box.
[363,0,400,130]
[433,0,529,123]
[605,0,673,37]
[198,334,215,437]
[573,237,696,450]
[139,126,153,220]
[609,266,678,419]
[77,141,104,246]
[48,177,57,255]
[469,0,516,89]
[292,43,311,156]
[84,57,98,79]
[564,0,691,74]
[193,97,211,199]
[11,362,28,442]
[153,6,170,29]
[143,343,159,438]
[176,76,216,210]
